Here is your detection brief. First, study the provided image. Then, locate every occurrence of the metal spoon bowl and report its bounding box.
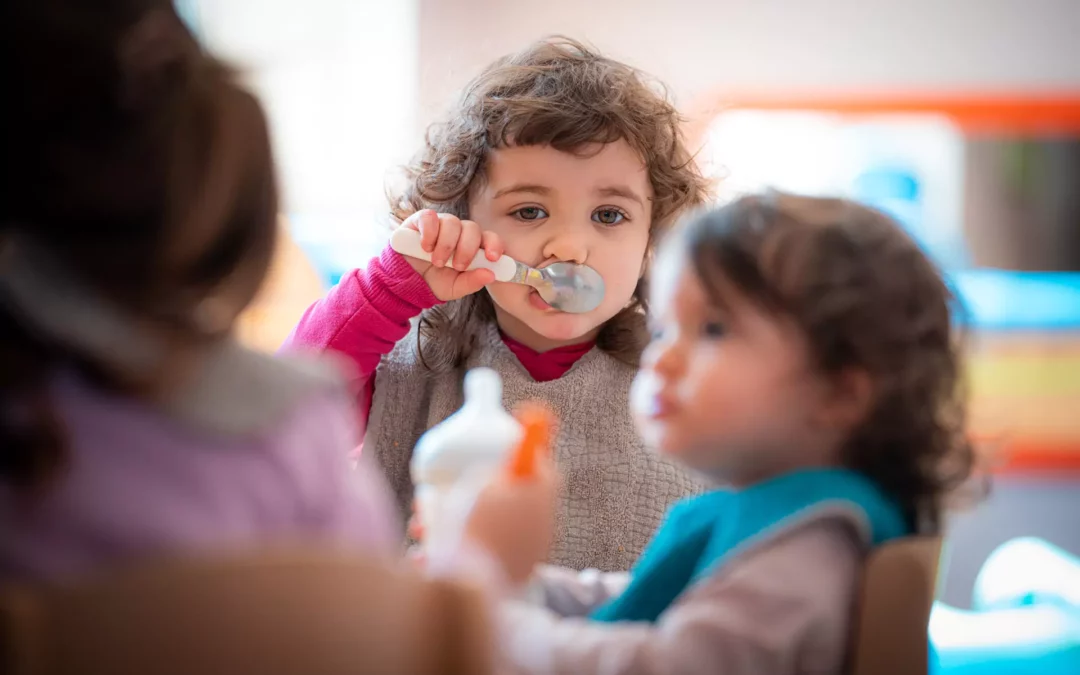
[517,262,606,313]
[390,229,606,313]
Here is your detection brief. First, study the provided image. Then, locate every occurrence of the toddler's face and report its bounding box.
[632,249,834,485]
[468,141,652,351]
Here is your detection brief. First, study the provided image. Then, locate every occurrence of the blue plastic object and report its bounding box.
[974,538,1080,611]
[851,165,1080,332]
[854,165,970,271]
[930,601,1080,675]
[950,270,1080,331]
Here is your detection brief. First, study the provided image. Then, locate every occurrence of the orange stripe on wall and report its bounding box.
[684,92,1080,146]
[972,434,1080,473]
[994,443,1080,473]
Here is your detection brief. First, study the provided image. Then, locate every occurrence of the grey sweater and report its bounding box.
[365,322,704,572]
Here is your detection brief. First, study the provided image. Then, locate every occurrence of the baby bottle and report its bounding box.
[410,367,523,550]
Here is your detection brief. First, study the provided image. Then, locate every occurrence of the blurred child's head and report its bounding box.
[633,192,974,531]
[1,0,278,490]
[392,37,709,367]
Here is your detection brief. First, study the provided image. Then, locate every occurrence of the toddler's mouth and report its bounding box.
[645,394,678,420]
[631,374,679,420]
[528,288,556,312]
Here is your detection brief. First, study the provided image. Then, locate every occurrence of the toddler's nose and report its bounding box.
[541,225,589,266]
[649,337,686,380]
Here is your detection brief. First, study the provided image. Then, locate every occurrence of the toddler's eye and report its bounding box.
[513,206,548,221]
[702,321,726,339]
[592,208,626,226]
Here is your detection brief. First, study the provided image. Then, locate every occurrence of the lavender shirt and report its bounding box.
[0,343,402,582]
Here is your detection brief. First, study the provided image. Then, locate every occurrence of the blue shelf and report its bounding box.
[951,270,1080,331]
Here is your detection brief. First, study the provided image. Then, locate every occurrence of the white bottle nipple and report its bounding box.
[410,368,523,487]
[465,367,502,409]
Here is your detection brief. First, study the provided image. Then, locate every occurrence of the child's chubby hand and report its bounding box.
[397,209,507,302]
[461,454,559,587]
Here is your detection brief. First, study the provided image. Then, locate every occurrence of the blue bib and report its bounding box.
[591,468,909,623]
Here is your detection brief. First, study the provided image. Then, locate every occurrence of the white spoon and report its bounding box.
[390,229,605,314]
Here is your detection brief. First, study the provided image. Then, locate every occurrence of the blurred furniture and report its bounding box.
[0,549,492,675]
[850,536,943,675]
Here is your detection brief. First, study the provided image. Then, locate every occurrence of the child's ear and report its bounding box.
[817,367,874,431]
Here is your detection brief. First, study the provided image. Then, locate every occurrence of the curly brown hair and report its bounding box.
[678,192,977,533]
[390,37,710,370]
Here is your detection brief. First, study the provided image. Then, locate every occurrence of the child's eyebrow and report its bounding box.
[595,185,646,208]
[492,184,551,199]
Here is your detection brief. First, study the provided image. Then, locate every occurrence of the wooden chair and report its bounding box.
[0,549,492,675]
[849,536,944,675]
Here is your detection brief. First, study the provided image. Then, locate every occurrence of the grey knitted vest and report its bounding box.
[364,322,704,572]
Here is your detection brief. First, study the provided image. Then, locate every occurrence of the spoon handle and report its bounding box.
[389,229,518,282]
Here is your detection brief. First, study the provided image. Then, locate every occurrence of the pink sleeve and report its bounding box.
[281,245,441,424]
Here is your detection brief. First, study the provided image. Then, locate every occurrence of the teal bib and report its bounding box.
[591,468,908,623]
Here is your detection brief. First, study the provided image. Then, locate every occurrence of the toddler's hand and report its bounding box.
[397,209,506,302]
[462,456,558,586]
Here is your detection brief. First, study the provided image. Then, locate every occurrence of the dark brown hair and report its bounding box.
[0,0,279,492]
[391,37,709,370]
[678,192,977,532]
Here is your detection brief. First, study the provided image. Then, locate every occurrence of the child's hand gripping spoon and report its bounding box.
[410,368,523,550]
[390,228,605,314]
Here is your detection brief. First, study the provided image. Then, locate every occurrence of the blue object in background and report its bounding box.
[932,538,1080,674]
[949,270,1080,331]
[287,213,388,290]
[931,602,1080,675]
[974,538,1080,611]
[852,165,1080,331]
[296,240,347,289]
[853,166,970,271]
[176,0,200,34]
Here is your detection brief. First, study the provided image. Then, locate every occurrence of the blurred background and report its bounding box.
[180,0,1079,666]
[180,0,1079,278]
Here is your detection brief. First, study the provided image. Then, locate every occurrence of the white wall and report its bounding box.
[418,0,1080,122]
[192,0,419,269]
